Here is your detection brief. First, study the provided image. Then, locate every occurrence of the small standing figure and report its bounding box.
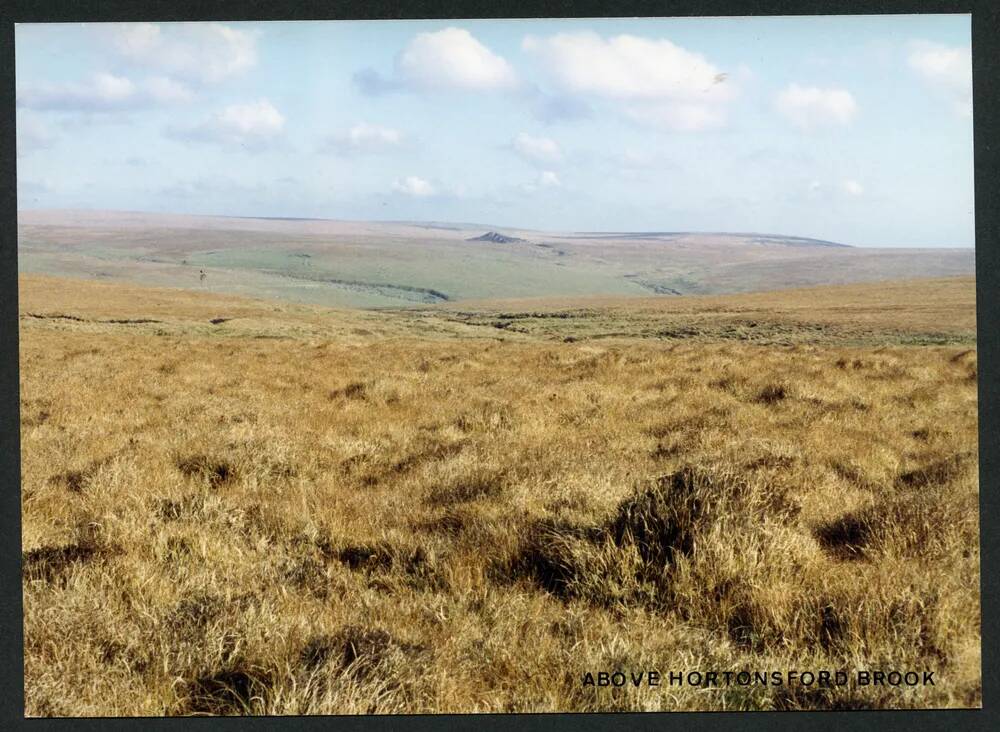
[199,270,206,284]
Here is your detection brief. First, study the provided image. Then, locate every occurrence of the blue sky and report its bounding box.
[16,16,973,247]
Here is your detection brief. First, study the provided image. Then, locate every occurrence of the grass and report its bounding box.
[19,274,980,715]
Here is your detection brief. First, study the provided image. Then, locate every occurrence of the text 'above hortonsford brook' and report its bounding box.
[581,670,936,688]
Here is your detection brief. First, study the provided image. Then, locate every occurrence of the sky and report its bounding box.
[15,15,974,247]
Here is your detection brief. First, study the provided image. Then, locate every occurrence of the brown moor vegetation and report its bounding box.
[19,275,980,714]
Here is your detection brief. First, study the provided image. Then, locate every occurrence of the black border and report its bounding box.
[1,1,996,730]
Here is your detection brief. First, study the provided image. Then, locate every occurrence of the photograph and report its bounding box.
[15,14,980,715]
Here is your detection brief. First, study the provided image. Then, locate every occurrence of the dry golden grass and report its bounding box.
[19,274,980,715]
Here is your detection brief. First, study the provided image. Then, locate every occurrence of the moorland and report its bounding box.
[19,263,980,714]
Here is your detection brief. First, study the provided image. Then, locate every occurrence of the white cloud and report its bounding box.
[18,178,54,193]
[616,148,679,172]
[522,32,734,132]
[145,76,195,104]
[775,83,858,129]
[538,170,561,188]
[17,114,55,156]
[167,98,285,150]
[327,122,404,154]
[19,24,253,114]
[111,21,160,57]
[842,179,864,196]
[807,178,864,198]
[519,170,563,195]
[392,176,436,197]
[395,27,518,92]
[512,132,562,164]
[532,92,592,123]
[908,41,972,117]
[157,175,267,201]
[524,32,730,101]
[215,100,284,136]
[90,72,135,101]
[17,72,193,112]
[109,22,258,85]
[626,102,725,132]
[18,72,133,111]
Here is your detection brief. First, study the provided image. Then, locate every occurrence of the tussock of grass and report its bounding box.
[502,466,798,612]
[755,383,788,404]
[176,454,236,487]
[181,663,274,716]
[300,625,427,680]
[23,538,112,585]
[427,471,507,506]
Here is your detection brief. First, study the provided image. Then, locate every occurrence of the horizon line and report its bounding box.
[14,206,978,250]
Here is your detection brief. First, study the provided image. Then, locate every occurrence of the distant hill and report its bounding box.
[565,232,849,247]
[16,209,975,309]
[467,231,527,244]
[746,234,849,248]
